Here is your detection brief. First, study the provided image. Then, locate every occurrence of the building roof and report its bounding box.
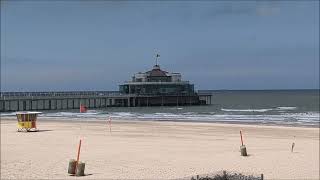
[146,65,168,77]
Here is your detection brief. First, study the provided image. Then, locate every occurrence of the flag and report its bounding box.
[80,104,87,113]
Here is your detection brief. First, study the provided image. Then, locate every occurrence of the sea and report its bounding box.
[1,90,319,127]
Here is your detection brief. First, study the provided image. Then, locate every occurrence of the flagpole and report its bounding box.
[155,54,160,65]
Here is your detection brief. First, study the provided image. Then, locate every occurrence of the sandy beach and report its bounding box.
[1,117,319,179]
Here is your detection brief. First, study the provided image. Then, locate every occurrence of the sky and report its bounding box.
[1,1,319,91]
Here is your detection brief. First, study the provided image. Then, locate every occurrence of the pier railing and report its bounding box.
[1,90,212,99]
[0,91,122,99]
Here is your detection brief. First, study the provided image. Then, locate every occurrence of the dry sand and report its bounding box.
[1,117,319,179]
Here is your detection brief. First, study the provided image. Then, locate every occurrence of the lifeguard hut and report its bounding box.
[16,112,41,132]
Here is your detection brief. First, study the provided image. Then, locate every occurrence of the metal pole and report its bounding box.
[240,130,244,146]
[75,139,82,173]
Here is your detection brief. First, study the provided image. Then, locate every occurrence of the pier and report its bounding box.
[0,60,213,112]
[0,91,212,112]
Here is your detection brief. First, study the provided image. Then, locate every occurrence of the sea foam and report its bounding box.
[1,109,318,127]
[221,108,273,112]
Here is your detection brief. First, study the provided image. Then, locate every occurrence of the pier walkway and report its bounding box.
[0,91,212,112]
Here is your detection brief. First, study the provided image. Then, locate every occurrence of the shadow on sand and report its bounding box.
[69,173,93,177]
[17,129,54,133]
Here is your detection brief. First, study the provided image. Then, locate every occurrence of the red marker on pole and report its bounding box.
[75,139,82,173]
[240,130,244,146]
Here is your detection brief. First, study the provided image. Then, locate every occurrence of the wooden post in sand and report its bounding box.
[240,145,248,156]
[291,136,295,152]
[240,130,248,156]
[76,161,85,176]
[68,139,85,176]
[68,159,76,174]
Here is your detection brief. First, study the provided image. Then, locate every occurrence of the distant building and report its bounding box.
[119,61,209,106]
[119,64,195,96]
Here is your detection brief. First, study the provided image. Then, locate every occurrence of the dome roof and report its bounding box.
[146,65,168,77]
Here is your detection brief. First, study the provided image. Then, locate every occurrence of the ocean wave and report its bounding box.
[1,111,42,116]
[1,110,318,126]
[111,112,136,117]
[221,108,273,112]
[0,112,16,116]
[168,107,183,110]
[221,107,298,112]
[40,111,105,118]
[276,106,297,110]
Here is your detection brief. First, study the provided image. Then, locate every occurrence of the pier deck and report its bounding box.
[0,91,212,112]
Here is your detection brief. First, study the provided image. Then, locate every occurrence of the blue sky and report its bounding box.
[1,1,319,91]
